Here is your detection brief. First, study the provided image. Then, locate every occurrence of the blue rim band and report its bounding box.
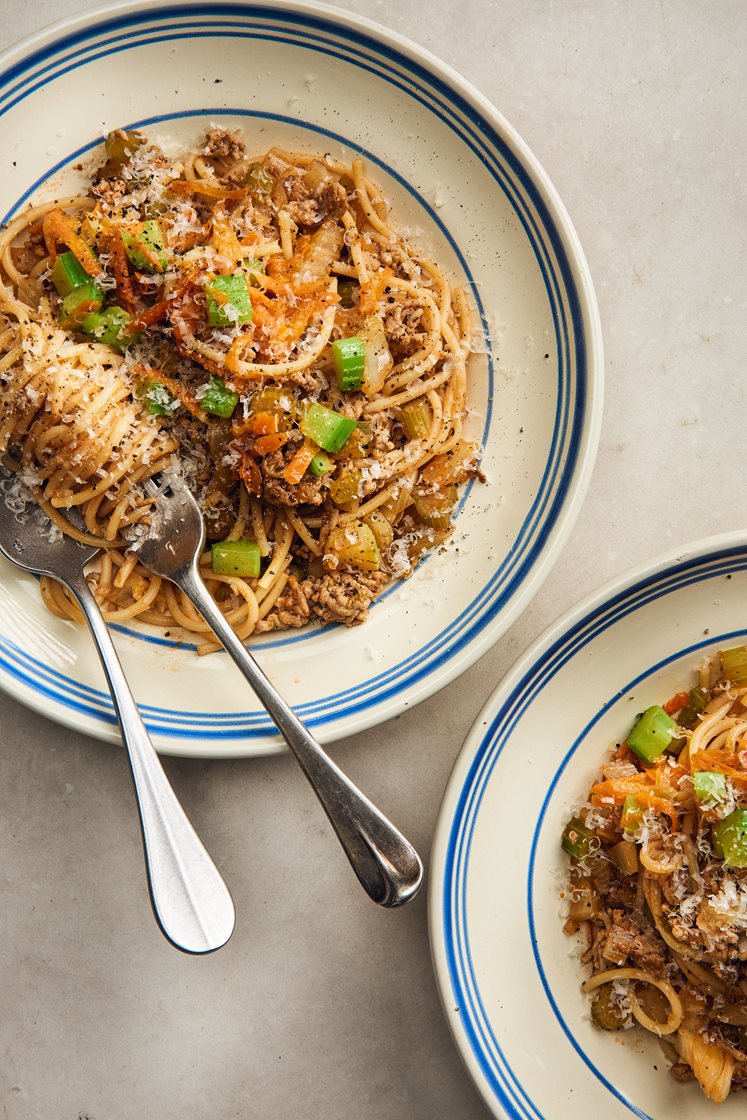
[0,6,588,740]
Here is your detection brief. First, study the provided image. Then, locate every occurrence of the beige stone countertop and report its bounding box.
[0,2,744,1117]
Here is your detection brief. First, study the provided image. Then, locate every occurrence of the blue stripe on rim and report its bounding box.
[0,6,588,740]
[441,545,747,1118]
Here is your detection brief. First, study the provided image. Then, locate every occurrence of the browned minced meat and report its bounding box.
[255,567,387,630]
[303,568,387,626]
[204,128,245,164]
[602,910,668,977]
[382,298,425,358]
[669,1063,695,1083]
[254,575,310,633]
[90,177,128,208]
[588,858,638,911]
[284,175,348,229]
[260,430,325,507]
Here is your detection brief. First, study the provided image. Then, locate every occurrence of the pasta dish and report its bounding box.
[562,647,747,1103]
[0,127,479,650]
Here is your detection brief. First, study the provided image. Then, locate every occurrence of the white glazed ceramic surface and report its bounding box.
[0,0,602,756]
[429,531,747,1120]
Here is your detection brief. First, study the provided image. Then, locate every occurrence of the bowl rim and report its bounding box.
[0,0,604,756]
[427,526,747,1119]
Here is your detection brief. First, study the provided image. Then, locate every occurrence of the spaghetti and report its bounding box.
[562,648,747,1103]
[0,127,480,650]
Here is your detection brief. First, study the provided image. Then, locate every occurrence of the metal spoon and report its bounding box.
[0,477,235,953]
[129,479,423,908]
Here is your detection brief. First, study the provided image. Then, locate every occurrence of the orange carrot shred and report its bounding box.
[283,438,318,485]
[663,691,690,716]
[253,432,287,456]
[42,208,99,276]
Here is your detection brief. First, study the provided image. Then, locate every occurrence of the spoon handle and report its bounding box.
[177,562,423,908]
[65,570,235,953]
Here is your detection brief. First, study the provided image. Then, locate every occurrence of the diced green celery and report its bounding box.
[712,809,747,867]
[401,400,430,441]
[81,306,139,350]
[122,220,169,273]
[200,377,239,419]
[693,771,727,804]
[720,646,747,685]
[211,539,261,578]
[59,280,103,326]
[139,379,176,417]
[50,251,92,297]
[621,795,644,833]
[300,403,357,454]
[627,705,677,762]
[677,687,709,729]
[562,817,596,861]
[310,451,334,477]
[206,274,253,328]
[591,987,628,1030]
[413,484,458,531]
[332,336,365,391]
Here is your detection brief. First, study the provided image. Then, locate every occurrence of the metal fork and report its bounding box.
[0,476,235,953]
[129,480,423,908]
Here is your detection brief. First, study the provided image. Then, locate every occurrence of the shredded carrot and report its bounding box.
[590,777,679,828]
[124,297,170,334]
[692,751,747,788]
[105,228,137,313]
[232,412,278,438]
[663,691,690,716]
[42,208,99,276]
[283,438,318,484]
[158,374,206,421]
[167,179,246,202]
[253,433,287,456]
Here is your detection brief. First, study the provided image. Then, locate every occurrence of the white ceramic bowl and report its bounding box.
[0,0,602,755]
[429,531,747,1120]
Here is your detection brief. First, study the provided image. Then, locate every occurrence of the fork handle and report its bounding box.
[64,570,235,953]
[178,563,423,908]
